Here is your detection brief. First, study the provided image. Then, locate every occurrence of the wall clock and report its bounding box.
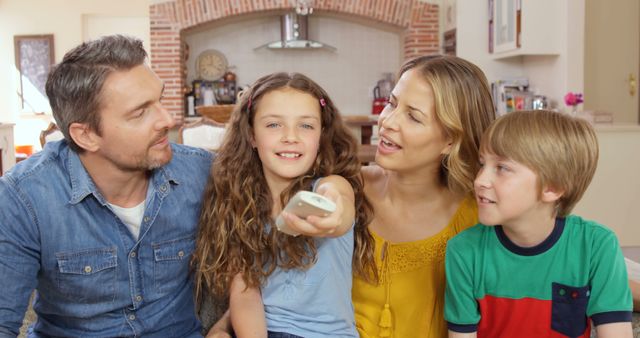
[196,49,228,81]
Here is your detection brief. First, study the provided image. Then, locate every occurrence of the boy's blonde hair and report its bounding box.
[480,110,599,216]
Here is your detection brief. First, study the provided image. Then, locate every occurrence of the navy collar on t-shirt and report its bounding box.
[495,217,566,256]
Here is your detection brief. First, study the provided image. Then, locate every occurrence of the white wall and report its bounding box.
[456,0,584,111]
[0,0,149,150]
[184,14,403,116]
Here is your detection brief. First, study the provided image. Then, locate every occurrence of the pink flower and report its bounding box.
[564,92,584,107]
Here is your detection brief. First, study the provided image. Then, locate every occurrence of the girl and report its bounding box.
[193,72,374,338]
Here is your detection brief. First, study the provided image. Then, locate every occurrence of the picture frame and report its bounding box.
[14,34,55,111]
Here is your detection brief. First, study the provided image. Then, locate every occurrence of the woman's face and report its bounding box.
[375,68,452,174]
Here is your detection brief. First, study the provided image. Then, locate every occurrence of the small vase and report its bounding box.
[570,106,578,117]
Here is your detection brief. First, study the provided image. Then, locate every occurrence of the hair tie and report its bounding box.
[319,98,326,107]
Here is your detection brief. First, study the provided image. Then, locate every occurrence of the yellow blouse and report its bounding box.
[352,195,478,338]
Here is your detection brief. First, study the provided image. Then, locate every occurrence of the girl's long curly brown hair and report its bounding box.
[193,72,375,305]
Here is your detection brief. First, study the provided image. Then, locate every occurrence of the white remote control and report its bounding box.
[275,190,337,236]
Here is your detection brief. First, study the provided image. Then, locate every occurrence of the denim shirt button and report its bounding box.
[178,251,185,258]
[135,295,142,302]
[129,314,136,321]
[160,184,167,192]
[143,216,150,223]
[130,252,136,258]
[84,266,92,273]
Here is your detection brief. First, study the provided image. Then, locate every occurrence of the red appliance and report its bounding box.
[372,87,388,115]
[371,73,394,115]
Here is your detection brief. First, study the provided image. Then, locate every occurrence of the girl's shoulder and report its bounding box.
[315,174,351,191]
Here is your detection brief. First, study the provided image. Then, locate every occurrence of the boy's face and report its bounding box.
[474,150,549,228]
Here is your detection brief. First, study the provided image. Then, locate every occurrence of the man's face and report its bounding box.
[91,64,175,172]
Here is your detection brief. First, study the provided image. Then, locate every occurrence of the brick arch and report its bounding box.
[150,0,439,121]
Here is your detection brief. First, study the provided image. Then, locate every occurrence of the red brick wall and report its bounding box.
[150,0,439,122]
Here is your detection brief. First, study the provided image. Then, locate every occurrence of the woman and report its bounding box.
[352,55,496,338]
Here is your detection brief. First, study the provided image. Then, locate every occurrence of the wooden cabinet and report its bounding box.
[0,124,16,175]
[343,115,378,164]
[489,0,560,59]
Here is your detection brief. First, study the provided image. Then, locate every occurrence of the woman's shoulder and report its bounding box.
[361,164,384,180]
[361,164,386,199]
[450,194,479,233]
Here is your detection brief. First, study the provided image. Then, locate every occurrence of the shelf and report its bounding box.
[491,51,559,60]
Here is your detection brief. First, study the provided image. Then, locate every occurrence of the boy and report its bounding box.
[444,110,633,338]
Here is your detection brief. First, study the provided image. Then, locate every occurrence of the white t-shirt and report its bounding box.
[109,200,146,240]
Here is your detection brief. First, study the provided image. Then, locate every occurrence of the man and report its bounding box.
[0,35,213,337]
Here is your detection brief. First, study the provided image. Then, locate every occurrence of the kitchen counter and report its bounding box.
[593,123,640,132]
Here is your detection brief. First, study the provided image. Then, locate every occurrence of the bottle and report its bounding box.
[203,84,216,106]
[193,81,202,106]
[184,85,195,117]
[532,95,548,110]
[187,96,195,116]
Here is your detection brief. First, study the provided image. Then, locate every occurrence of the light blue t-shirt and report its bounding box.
[262,227,356,338]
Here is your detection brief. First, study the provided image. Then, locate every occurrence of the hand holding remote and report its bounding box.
[275,190,337,236]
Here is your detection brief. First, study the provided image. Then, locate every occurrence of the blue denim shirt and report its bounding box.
[0,140,213,337]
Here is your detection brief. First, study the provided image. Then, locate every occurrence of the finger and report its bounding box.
[283,211,333,236]
[305,211,340,234]
[281,211,321,235]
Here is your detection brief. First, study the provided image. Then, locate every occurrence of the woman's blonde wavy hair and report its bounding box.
[193,72,375,305]
[399,55,496,194]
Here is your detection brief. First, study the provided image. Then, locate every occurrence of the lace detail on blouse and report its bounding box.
[373,195,477,276]
[376,226,454,277]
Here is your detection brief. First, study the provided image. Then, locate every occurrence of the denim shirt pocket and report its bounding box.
[153,236,195,294]
[551,282,590,337]
[55,247,117,303]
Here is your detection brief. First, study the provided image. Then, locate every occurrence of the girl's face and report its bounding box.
[251,87,322,191]
[375,68,452,174]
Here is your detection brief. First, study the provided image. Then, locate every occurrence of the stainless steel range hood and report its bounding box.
[258,13,335,51]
